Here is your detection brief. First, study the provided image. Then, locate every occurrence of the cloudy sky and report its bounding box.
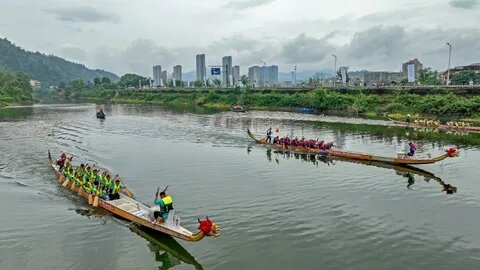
[0,0,479,76]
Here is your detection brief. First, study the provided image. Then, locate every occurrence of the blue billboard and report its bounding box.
[211,67,221,75]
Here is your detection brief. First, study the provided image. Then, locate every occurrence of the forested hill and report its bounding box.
[0,38,118,87]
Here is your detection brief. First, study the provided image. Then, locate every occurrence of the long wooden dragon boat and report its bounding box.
[390,119,480,133]
[48,151,220,242]
[247,129,458,165]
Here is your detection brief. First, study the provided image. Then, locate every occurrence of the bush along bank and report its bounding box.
[0,70,34,106]
[74,88,480,119]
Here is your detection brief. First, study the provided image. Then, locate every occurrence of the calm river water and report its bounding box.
[1,103,480,269]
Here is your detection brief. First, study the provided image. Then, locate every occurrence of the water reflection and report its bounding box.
[259,149,457,195]
[0,106,34,120]
[130,226,203,270]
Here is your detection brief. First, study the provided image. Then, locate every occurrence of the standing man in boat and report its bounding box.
[407,142,417,157]
[406,114,411,123]
[266,127,272,143]
[153,188,174,224]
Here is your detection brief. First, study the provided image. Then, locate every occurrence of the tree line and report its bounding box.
[0,69,33,105]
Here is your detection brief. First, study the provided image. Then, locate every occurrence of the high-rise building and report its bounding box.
[267,65,278,85]
[161,71,167,87]
[153,65,162,87]
[232,66,240,85]
[402,58,423,79]
[196,54,206,82]
[248,66,260,86]
[222,56,233,87]
[173,65,182,81]
[258,65,278,86]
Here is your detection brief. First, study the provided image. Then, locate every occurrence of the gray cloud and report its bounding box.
[281,34,334,64]
[225,0,275,10]
[46,7,119,23]
[449,0,479,8]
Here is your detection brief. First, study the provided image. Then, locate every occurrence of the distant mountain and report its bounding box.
[0,38,119,87]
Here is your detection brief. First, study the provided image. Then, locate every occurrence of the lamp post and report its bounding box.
[332,54,337,87]
[446,43,452,86]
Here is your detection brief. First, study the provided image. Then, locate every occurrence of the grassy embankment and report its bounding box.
[75,88,480,122]
[0,70,34,107]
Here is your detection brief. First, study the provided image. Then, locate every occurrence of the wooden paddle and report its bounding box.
[124,187,133,198]
[58,174,65,183]
[88,194,93,205]
[92,194,99,207]
[70,180,76,190]
[78,184,84,196]
[62,178,70,187]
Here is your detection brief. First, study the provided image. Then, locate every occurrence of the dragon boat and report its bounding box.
[390,119,480,133]
[247,129,458,165]
[48,150,220,242]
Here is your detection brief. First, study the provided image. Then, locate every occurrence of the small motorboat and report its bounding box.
[297,107,315,114]
[231,105,246,112]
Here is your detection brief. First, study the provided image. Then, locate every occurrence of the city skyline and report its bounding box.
[13,1,477,77]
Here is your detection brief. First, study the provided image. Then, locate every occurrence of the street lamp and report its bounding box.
[331,54,337,87]
[446,43,452,86]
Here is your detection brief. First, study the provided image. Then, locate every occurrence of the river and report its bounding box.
[1,102,479,269]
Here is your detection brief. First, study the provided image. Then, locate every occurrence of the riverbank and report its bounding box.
[70,88,480,121]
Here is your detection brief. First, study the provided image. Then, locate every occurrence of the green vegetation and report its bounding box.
[0,38,118,88]
[59,83,480,119]
[418,68,440,85]
[451,71,480,85]
[0,70,33,106]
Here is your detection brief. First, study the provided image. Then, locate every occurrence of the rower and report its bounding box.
[406,114,411,123]
[83,178,93,193]
[57,153,67,171]
[153,190,174,224]
[109,179,123,200]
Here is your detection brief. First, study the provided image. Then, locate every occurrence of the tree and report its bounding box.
[417,68,440,85]
[451,71,479,85]
[240,75,249,86]
[58,81,66,89]
[93,77,101,85]
[212,78,222,87]
[118,73,149,88]
[101,76,111,84]
[193,80,204,87]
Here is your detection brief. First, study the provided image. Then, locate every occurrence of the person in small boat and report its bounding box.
[406,114,411,123]
[109,179,124,200]
[266,127,272,143]
[273,136,279,144]
[153,191,174,224]
[407,142,417,157]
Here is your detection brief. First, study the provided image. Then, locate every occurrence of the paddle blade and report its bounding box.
[70,181,76,190]
[88,194,93,205]
[58,175,65,183]
[78,186,84,197]
[93,196,99,207]
[62,179,70,187]
[124,187,133,198]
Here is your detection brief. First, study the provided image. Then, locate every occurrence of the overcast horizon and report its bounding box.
[1,0,479,77]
